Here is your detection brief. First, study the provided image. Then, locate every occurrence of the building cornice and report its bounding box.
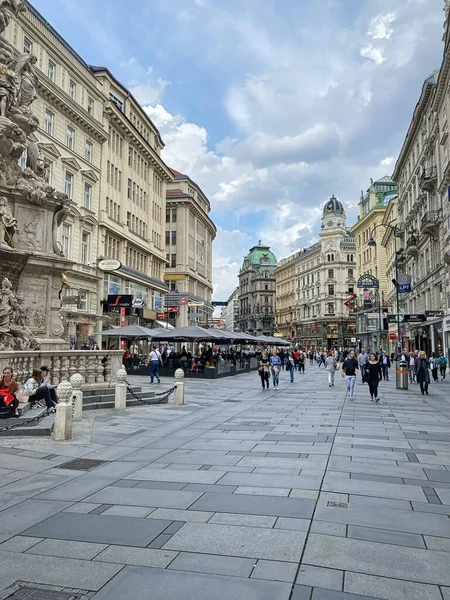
[104,103,173,182]
[165,196,217,237]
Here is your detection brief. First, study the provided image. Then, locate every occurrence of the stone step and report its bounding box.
[83,394,169,411]
[0,408,54,437]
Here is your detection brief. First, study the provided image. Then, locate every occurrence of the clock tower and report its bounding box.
[321,195,347,235]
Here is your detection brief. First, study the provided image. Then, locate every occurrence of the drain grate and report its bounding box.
[328,501,348,509]
[56,458,108,471]
[5,587,80,600]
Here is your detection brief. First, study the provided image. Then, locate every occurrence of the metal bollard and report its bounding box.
[54,380,73,441]
[70,373,84,421]
[174,368,185,405]
[115,368,128,410]
[396,360,409,390]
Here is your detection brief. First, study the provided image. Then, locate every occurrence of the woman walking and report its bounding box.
[408,352,416,383]
[364,353,382,402]
[259,352,270,390]
[286,352,295,383]
[342,350,359,400]
[325,352,337,387]
[415,351,430,395]
[270,350,282,390]
[430,353,438,382]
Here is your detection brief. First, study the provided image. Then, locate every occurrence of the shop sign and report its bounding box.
[107,294,133,309]
[443,316,450,333]
[163,274,186,281]
[98,259,121,272]
[389,333,397,340]
[357,274,379,289]
[387,314,405,323]
[404,314,426,323]
[61,295,80,305]
[425,310,445,319]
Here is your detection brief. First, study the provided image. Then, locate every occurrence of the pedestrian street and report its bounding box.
[0,364,449,600]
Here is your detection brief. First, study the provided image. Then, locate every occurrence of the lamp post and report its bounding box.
[368,224,402,355]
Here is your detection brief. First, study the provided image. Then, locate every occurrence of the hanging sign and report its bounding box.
[357,274,379,289]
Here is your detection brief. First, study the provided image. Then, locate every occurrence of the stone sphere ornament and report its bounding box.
[56,380,73,404]
[69,373,84,390]
[116,368,128,382]
[175,369,185,380]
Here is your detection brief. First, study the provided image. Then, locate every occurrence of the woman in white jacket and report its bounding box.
[325,352,337,387]
[23,370,56,414]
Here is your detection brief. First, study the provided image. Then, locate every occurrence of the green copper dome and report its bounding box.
[242,241,277,269]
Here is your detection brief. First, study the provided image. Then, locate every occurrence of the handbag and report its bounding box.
[0,388,15,406]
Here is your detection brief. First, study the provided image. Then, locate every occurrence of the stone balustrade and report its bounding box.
[0,350,123,389]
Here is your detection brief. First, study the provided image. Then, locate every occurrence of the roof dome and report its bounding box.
[242,241,277,269]
[323,195,345,216]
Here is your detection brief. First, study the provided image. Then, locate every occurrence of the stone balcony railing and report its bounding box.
[0,351,123,389]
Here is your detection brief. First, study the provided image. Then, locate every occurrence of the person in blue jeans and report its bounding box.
[342,350,359,400]
[146,345,162,383]
[269,350,282,390]
[286,352,295,383]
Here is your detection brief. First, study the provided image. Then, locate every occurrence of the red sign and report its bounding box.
[179,296,189,305]
[389,333,397,340]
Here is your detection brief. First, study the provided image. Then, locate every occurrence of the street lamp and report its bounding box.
[367,226,402,355]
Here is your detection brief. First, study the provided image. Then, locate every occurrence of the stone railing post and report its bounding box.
[54,380,73,441]
[70,373,84,421]
[174,369,185,405]
[115,368,128,410]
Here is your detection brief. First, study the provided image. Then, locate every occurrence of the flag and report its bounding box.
[397,271,412,294]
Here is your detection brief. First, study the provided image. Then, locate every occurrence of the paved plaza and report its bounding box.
[0,365,449,600]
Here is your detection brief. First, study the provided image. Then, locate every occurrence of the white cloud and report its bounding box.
[380,156,394,166]
[368,12,397,40]
[360,44,386,65]
[120,59,170,105]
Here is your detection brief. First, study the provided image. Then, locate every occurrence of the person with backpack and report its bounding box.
[438,352,448,380]
[146,345,163,384]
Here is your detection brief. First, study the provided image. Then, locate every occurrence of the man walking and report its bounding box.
[380,351,391,381]
[146,345,162,384]
[342,350,359,400]
[358,348,368,383]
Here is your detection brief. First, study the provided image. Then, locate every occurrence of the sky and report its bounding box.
[31,0,444,301]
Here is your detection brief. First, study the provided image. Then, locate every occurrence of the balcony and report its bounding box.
[396,252,406,267]
[405,236,419,256]
[395,223,406,237]
[420,210,440,236]
[419,166,437,192]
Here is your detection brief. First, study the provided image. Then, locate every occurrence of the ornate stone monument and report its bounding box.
[0,0,73,350]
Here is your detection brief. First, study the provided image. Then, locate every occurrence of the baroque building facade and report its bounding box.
[6,1,108,346]
[164,169,216,328]
[238,242,277,336]
[351,177,397,350]
[392,65,448,356]
[275,197,357,349]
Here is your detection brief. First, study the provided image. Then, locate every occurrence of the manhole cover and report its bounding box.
[6,587,80,600]
[56,458,108,471]
[328,502,348,509]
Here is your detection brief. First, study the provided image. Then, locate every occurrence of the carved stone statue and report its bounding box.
[0,59,15,116]
[52,199,71,254]
[0,0,11,37]
[0,195,17,247]
[0,276,40,350]
[26,140,39,173]
[18,217,41,249]
[14,53,37,108]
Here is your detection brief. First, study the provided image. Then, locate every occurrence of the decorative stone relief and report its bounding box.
[0,277,40,350]
[0,195,17,248]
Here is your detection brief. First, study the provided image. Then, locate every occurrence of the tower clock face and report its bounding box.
[327,202,333,211]
[327,220,334,227]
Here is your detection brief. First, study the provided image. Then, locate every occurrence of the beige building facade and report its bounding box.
[392,65,447,356]
[6,2,108,347]
[90,67,172,336]
[275,197,357,349]
[164,169,216,328]
[352,177,397,350]
[222,288,239,333]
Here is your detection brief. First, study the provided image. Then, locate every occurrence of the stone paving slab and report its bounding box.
[344,571,443,600]
[125,467,227,484]
[164,522,306,561]
[23,512,172,547]
[84,486,203,509]
[91,566,292,600]
[167,552,254,577]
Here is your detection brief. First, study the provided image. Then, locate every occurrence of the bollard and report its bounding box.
[54,380,73,441]
[174,368,185,405]
[70,373,84,421]
[396,360,409,390]
[115,368,128,410]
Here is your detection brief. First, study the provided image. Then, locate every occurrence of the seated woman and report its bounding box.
[0,366,20,418]
[23,370,56,414]
[40,366,58,405]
